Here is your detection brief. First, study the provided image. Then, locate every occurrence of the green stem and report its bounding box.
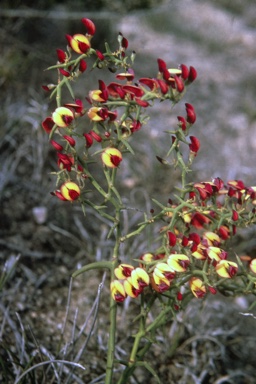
[105,207,122,383]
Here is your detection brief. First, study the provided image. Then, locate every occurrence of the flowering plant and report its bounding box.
[42,18,256,383]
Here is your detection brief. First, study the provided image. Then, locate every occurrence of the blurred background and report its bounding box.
[1,0,256,382]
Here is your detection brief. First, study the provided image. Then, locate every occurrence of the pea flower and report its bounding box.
[215,260,238,278]
[123,277,143,298]
[190,277,206,298]
[130,268,150,290]
[110,280,126,302]
[114,264,134,279]
[66,34,90,54]
[52,107,74,127]
[151,273,171,293]
[167,254,190,272]
[60,181,81,201]
[102,148,122,168]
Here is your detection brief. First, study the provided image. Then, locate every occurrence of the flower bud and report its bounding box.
[81,18,96,36]
[56,49,66,63]
[188,66,197,82]
[185,103,196,124]
[50,140,63,151]
[63,135,76,147]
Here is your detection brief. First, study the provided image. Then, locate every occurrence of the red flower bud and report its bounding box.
[157,58,167,73]
[232,209,239,221]
[177,292,183,301]
[174,75,184,93]
[189,136,200,154]
[59,68,70,77]
[50,140,63,151]
[180,64,189,80]
[156,79,169,94]
[218,225,230,240]
[185,103,196,124]
[167,231,177,247]
[177,116,187,131]
[63,135,76,147]
[83,133,93,148]
[81,18,96,36]
[56,49,66,63]
[188,66,197,82]
[96,50,105,61]
[79,59,87,73]
[89,130,102,142]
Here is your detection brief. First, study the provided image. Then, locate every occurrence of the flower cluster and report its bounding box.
[41,18,199,204]
[111,229,241,303]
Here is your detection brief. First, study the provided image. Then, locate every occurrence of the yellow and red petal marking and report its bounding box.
[52,107,74,127]
[123,278,142,298]
[140,253,154,263]
[89,89,106,102]
[203,231,221,246]
[110,280,126,302]
[130,268,149,289]
[215,260,238,278]
[60,182,80,201]
[114,264,134,279]
[102,148,122,168]
[150,274,170,293]
[87,107,104,121]
[189,277,206,298]
[67,34,91,54]
[191,244,207,260]
[167,254,190,272]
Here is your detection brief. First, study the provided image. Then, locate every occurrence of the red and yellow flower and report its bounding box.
[167,254,190,272]
[52,107,74,127]
[60,181,81,201]
[190,277,207,298]
[66,34,90,54]
[215,260,238,278]
[110,280,126,303]
[102,147,122,168]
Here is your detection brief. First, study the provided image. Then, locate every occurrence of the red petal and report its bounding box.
[42,117,54,134]
[134,98,149,107]
[123,85,144,97]
[174,75,184,93]
[83,133,93,148]
[180,64,189,80]
[157,58,167,72]
[81,18,96,35]
[56,49,66,63]
[188,66,197,82]
[59,68,70,77]
[79,59,87,73]
[189,136,200,153]
[185,103,196,124]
